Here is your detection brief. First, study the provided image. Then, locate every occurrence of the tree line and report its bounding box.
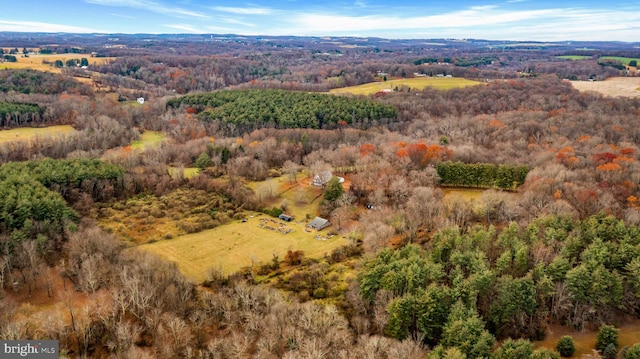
[0,101,46,128]
[436,161,529,190]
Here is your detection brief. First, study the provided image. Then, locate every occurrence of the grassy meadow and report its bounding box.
[130,130,166,149]
[140,215,348,282]
[329,77,483,95]
[556,55,592,60]
[0,125,76,143]
[598,56,640,65]
[1,53,114,74]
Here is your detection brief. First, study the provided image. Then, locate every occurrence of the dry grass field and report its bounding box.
[0,125,77,143]
[130,131,166,149]
[0,53,113,73]
[140,216,348,282]
[571,77,640,98]
[329,77,483,95]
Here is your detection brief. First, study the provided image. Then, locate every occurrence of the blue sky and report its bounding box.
[1,0,639,41]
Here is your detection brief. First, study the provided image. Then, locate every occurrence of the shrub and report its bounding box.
[596,325,619,352]
[557,336,576,357]
[624,344,640,359]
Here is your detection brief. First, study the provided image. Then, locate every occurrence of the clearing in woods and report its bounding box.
[329,77,483,95]
[140,173,348,282]
[139,216,348,282]
[0,125,77,143]
[571,77,640,98]
[130,130,166,149]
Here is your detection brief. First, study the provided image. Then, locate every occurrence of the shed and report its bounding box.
[308,217,330,230]
[279,214,294,222]
[312,170,333,187]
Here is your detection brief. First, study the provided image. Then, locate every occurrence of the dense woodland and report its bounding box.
[1,33,640,358]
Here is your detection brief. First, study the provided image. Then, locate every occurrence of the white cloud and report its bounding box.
[211,6,272,15]
[221,18,257,28]
[164,24,203,33]
[272,5,640,41]
[0,20,105,33]
[85,0,209,19]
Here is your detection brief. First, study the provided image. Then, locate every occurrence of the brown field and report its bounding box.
[1,53,114,84]
[534,321,640,356]
[0,125,77,144]
[139,216,348,282]
[571,77,640,98]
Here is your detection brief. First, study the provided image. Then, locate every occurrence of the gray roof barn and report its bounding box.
[308,217,330,230]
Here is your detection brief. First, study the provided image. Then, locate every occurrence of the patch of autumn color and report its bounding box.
[613,125,624,132]
[566,157,580,166]
[337,119,348,127]
[547,108,566,117]
[396,141,407,148]
[549,125,558,133]
[359,143,375,156]
[593,152,617,164]
[122,145,132,152]
[628,196,638,206]
[613,156,634,164]
[577,135,590,142]
[596,163,622,171]
[168,118,179,126]
[488,119,504,128]
[621,147,635,156]
[171,70,187,79]
[235,138,243,145]
[185,107,197,114]
[553,190,563,199]
[249,140,262,148]
[622,180,635,190]
[209,137,215,142]
[396,148,409,157]
[609,144,620,152]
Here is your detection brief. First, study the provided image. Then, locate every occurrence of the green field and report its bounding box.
[329,77,483,95]
[556,55,592,60]
[598,56,640,65]
[0,125,76,143]
[139,215,348,282]
[130,130,166,149]
[168,167,200,179]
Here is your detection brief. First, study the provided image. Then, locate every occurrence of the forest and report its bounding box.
[1,33,640,358]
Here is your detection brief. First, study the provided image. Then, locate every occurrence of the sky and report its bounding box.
[1,0,639,42]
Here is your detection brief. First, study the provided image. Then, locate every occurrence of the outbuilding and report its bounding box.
[308,217,330,230]
[279,214,294,222]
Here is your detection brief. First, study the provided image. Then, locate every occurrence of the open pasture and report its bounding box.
[139,215,348,282]
[556,55,592,60]
[1,53,113,73]
[598,56,640,65]
[571,77,640,98]
[0,125,76,143]
[329,77,482,95]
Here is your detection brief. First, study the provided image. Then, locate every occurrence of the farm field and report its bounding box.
[329,77,483,95]
[0,125,76,143]
[0,53,113,73]
[598,56,640,65]
[139,216,348,282]
[571,77,640,98]
[556,55,592,60]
